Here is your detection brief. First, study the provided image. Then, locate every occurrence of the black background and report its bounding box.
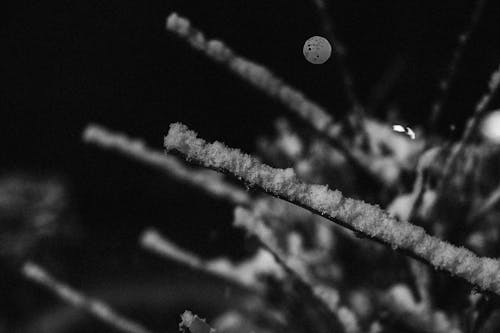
[3,0,500,329]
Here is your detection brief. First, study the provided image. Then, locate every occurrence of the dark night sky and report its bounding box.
[3,0,500,276]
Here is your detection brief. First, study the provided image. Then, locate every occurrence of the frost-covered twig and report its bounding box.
[166,12,339,137]
[164,122,500,296]
[429,0,489,128]
[140,228,204,269]
[140,228,268,291]
[83,124,250,205]
[165,13,395,188]
[22,262,154,333]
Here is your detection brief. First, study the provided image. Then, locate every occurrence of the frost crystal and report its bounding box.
[179,310,216,333]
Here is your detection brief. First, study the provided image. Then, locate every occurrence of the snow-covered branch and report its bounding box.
[165,13,404,188]
[165,12,340,138]
[83,124,250,205]
[140,228,270,291]
[22,262,154,333]
[164,122,500,296]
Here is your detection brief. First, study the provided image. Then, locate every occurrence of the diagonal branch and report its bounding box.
[166,12,339,138]
[22,262,155,333]
[438,63,500,192]
[310,0,363,117]
[429,0,489,129]
[83,124,251,206]
[467,181,500,222]
[165,13,393,189]
[234,206,359,333]
[139,228,265,292]
[164,122,500,296]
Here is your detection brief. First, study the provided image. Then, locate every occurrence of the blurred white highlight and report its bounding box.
[480,109,500,143]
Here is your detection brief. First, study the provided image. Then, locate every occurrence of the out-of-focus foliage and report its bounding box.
[0,174,70,259]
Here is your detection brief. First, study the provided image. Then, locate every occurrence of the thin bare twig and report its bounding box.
[438,63,500,192]
[429,0,489,129]
[468,181,500,222]
[367,56,406,112]
[310,0,362,116]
